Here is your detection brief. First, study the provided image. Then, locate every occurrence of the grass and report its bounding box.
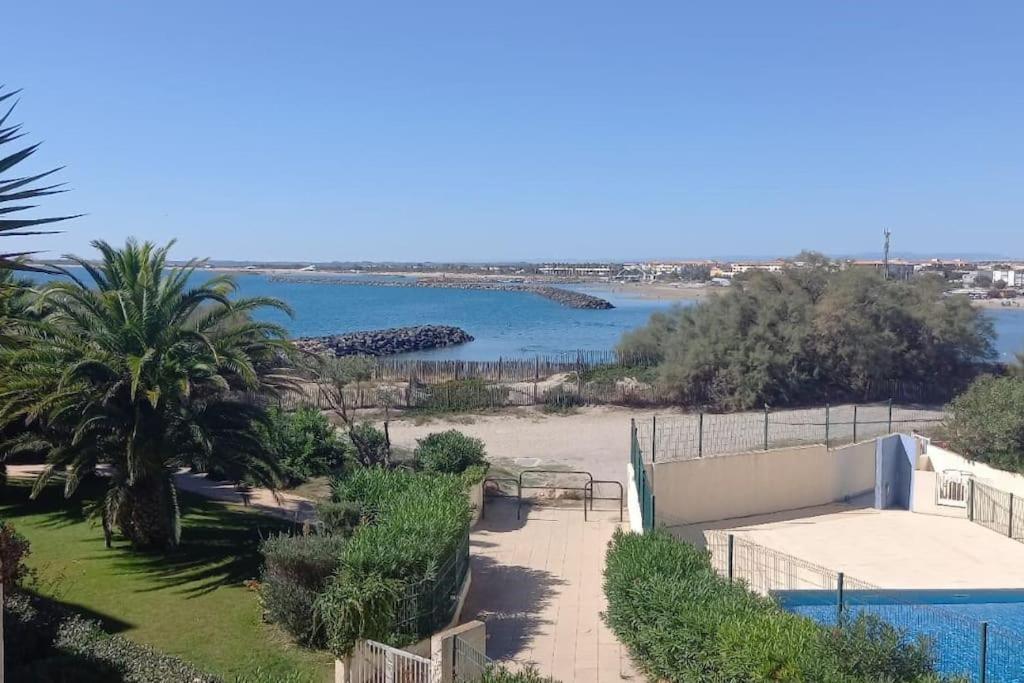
[0,477,334,682]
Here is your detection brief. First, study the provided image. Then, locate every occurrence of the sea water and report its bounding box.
[24,270,1024,361]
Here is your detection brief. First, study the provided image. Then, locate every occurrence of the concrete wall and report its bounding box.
[910,470,967,518]
[651,440,877,526]
[920,441,1024,498]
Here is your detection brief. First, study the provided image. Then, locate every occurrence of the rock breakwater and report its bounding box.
[294,325,473,357]
[268,275,615,310]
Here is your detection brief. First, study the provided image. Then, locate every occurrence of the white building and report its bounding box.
[538,264,613,278]
[992,269,1024,288]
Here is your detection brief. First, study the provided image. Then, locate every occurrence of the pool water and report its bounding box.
[776,589,1024,681]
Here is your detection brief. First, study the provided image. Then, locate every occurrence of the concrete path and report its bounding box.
[462,498,638,683]
[5,464,317,523]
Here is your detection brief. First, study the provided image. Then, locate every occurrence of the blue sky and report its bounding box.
[7,2,1024,262]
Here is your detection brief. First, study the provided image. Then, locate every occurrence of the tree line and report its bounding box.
[618,265,996,410]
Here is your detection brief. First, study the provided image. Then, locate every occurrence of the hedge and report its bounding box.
[4,591,216,683]
[603,529,948,683]
[316,468,472,655]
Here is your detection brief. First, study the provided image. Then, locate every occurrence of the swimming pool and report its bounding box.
[776,589,1024,682]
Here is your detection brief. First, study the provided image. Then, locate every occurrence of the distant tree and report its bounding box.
[791,250,832,268]
[619,268,995,409]
[974,273,993,288]
[994,280,1008,290]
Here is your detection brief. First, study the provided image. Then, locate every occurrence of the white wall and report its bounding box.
[651,440,877,527]
[921,440,1024,498]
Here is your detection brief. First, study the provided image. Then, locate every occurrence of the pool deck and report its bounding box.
[699,503,1024,589]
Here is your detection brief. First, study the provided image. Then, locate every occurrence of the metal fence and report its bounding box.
[346,639,433,683]
[968,480,1024,544]
[393,534,471,640]
[630,419,655,531]
[634,401,946,463]
[705,531,1024,683]
[452,635,492,682]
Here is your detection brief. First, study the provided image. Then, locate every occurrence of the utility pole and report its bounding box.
[883,228,891,280]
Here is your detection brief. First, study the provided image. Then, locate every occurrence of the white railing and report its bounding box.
[936,469,973,508]
[346,639,433,683]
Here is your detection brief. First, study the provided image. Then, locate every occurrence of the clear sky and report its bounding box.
[6,2,1024,262]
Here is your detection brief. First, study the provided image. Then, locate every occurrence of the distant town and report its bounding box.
[152,255,1024,305]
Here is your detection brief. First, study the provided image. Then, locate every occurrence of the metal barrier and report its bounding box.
[517,469,593,520]
[584,479,624,522]
[480,477,520,520]
[452,635,491,682]
[346,639,432,682]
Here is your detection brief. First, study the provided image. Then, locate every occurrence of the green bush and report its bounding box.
[318,468,472,655]
[315,500,362,536]
[256,407,349,486]
[482,665,560,682]
[945,375,1024,472]
[259,533,348,646]
[414,430,487,474]
[603,529,939,682]
[4,591,216,683]
[0,519,33,591]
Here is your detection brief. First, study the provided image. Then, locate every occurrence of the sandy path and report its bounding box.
[386,406,668,486]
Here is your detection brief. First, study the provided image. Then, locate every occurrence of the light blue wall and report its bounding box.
[875,434,918,509]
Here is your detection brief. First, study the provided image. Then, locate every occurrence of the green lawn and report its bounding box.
[1,477,334,682]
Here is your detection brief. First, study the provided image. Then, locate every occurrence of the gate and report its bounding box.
[936,469,972,508]
[345,639,433,683]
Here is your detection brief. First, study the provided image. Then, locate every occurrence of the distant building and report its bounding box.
[730,261,787,274]
[620,260,716,281]
[992,269,1024,288]
[538,264,613,278]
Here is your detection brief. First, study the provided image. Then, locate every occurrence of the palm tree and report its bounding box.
[0,86,78,271]
[0,239,296,549]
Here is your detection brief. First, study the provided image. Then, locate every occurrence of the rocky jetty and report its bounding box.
[294,325,473,357]
[268,275,615,310]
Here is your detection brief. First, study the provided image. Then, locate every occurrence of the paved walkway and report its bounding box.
[462,499,638,683]
[6,465,316,523]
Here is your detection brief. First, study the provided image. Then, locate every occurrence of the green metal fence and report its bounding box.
[968,479,1024,544]
[393,532,471,639]
[630,418,655,531]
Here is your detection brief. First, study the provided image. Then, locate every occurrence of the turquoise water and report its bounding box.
[777,589,1024,681]
[24,270,1024,361]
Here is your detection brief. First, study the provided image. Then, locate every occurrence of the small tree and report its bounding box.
[316,356,392,468]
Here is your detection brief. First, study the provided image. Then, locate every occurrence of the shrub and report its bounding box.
[540,385,584,413]
[0,519,33,591]
[945,375,1024,472]
[414,378,508,412]
[318,468,472,655]
[414,430,487,474]
[603,529,938,682]
[259,533,348,646]
[257,407,349,486]
[4,591,216,682]
[482,665,560,682]
[315,500,362,536]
